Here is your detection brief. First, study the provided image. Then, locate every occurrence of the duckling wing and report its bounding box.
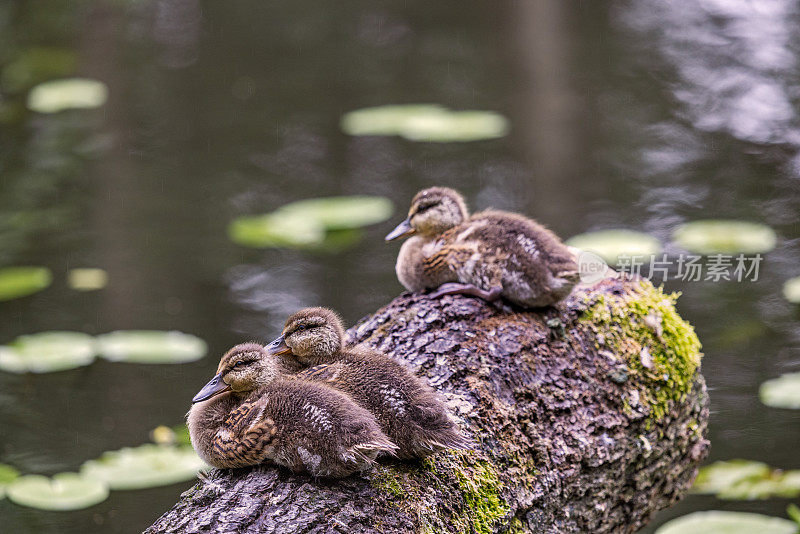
[296,362,346,383]
[210,395,278,468]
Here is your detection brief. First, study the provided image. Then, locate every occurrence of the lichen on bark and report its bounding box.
[146,277,709,534]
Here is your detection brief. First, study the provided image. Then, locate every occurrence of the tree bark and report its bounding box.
[146,277,709,534]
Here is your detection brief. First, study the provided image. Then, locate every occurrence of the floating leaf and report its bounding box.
[229,196,393,250]
[27,78,108,113]
[0,266,52,301]
[229,213,325,248]
[655,511,797,534]
[6,473,109,511]
[0,464,20,500]
[694,459,800,499]
[783,277,800,304]
[760,372,800,410]
[0,331,96,374]
[400,110,509,142]
[566,230,662,265]
[341,104,447,136]
[341,105,509,142]
[693,459,771,495]
[80,444,206,490]
[67,268,108,291]
[96,330,206,364]
[150,424,191,447]
[673,220,777,255]
[275,196,394,230]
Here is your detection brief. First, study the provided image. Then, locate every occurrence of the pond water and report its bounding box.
[1,1,798,532]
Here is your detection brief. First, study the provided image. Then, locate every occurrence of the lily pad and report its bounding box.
[0,331,96,373]
[0,266,52,301]
[341,104,446,136]
[673,220,777,255]
[783,277,800,304]
[275,196,393,230]
[6,473,109,511]
[694,459,800,499]
[150,424,192,447]
[341,105,509,142]
[96,330,207,364]
[67,268,108,291]
[80,444,206,490]
[693,459,771,495]
[655,511,797,534]
[229,196,393,250]
[0,464,20,499]
[760,372,800,410]
[27,78,108,113]
[566,230,662,265]
[229,212,325,248]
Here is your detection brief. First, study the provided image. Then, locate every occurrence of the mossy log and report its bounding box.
[146,277,709,533]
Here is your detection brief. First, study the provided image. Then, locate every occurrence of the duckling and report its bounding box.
[265,308,471,459]
[187,342,397,478]
[385,186,579,308]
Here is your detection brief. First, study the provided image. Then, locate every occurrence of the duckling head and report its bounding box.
[192,343,280,403]
[264,307,345,367]
[385,186,468,241]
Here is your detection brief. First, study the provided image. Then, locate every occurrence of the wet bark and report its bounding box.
[146,277,709,534]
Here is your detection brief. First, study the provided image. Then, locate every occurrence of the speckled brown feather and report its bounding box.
[394,187,579,308]
[187,344,397,478]
[281,309,471,459]
[297,347,471,459]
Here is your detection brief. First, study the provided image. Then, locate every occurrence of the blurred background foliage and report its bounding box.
[0,0,799,532]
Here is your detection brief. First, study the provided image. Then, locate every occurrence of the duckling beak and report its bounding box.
[265,335,292,356]
[192,373,231,403]
[385,218,415,241]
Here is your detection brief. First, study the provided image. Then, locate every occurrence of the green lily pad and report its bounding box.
[400,110,509,142]
[341,104,448,136]
[693,459,771,495]
[694,459,800,499]
[0,464,20,500]
[566,230,662,265]
[0,331,96,373]
[27,78,108,114]
[67,268,108,291]
[96,331,206,364]
[150,424,192,447]
[275,196,394,230]
[673,220,777,255]
[0,266,52,301]
[229,212,326,248]
[655,511,798,534]
[81,444,206,490]
[783,277,800,304]
[6,473,109,511]
[229,196,393,250]
[760,372,800,410]
[341,105,509,142]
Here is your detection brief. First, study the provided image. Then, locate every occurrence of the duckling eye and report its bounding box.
[416,202,438,214]
[233,360,249,368]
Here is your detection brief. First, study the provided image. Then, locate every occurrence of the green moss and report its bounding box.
[427,452,509,534]
[370,465,405,499]
[581,280,702,422]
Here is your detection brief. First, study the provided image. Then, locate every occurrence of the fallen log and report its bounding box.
[146,277,708,533]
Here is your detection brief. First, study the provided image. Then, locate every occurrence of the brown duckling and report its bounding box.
[187,342,397,478]
[385,186,579,308]
[265,308,470,459]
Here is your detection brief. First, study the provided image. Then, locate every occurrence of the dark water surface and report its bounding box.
[1,1,799,532]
